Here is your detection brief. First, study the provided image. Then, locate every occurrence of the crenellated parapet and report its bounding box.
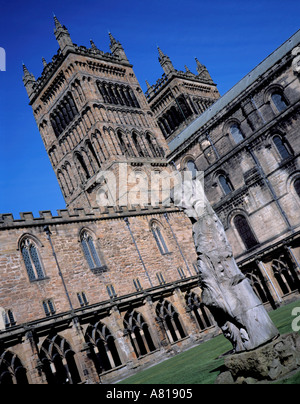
[0,203,180,229]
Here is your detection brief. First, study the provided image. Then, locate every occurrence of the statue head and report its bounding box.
[171,178,212,221]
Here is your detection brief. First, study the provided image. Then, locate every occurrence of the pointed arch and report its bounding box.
[124,311,156,358]
[85,321,122,374]
[156,300,186,343]
[185,291,213,331]
[19,235,46,282]
[0,350,28,385]
[40,334,81,385]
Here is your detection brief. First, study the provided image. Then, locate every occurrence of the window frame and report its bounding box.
[20,237,46,282]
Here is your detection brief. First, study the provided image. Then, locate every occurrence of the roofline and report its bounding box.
[167,28,300,155]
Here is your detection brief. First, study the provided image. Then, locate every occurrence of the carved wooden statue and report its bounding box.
[172,179,279,352]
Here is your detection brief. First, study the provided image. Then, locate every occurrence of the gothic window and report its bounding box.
[294,178,300,199]
[186,159,197,180]
[273,135,292,160]
[185,292,213,331]
[219,174,234,195]
[156,300,186,343]
[124,311,156,358]
[234,214,258,250]
[40,334,81,385]
[230,124,245,144]
[21,238,45,282]
[81,231,102,270]
[151,222,169,255]
[85,322,122,374]
[271,255,299,295]
[157,272,166,285]
[271,92,288,113]
[0,350,28,385]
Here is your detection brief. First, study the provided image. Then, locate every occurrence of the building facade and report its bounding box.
[0,18,300,384]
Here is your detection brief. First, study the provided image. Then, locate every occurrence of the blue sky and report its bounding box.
[1,0,300,218]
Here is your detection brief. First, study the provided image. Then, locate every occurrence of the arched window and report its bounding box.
[185,292,213,331]
[219,174,234,195]
[85,322,122,374]
[21,238,45,282]
[151,222,169,255]
[156,300,186,343]
[273,135,292,160]
[186,159,197,180]
[81,231,102,270]
[234,215,258,250]
[0,350,28,385]
[124,311,156,358]
[230,124,244,144]
[271,92,288,113]
[294,178,300,199]
[40,334,81,385]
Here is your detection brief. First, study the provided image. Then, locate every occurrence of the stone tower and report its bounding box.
[23,17,170,209]
[146,48,220,142]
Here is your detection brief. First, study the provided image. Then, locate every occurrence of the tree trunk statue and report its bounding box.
[172,178,279,353]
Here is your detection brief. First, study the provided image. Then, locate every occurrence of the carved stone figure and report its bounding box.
[172,179,279,352]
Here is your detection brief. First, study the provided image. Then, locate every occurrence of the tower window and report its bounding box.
[234,214,258,250]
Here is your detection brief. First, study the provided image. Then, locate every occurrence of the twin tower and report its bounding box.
[23,17,219,209]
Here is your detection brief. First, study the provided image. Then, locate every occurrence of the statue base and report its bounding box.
[215,333,300,384]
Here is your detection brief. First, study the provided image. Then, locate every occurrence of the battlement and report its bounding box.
[0,203,180,229]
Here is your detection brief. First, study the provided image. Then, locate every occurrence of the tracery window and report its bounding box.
[21,238,45,282]
[85,322,122,374]
[40,335,81,385]
[124,311,156,358]
[81,231,102,270]
[156,300,186,343]
[0,351,28,385]
[185,292,213,331]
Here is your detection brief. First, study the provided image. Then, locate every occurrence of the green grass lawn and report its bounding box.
[118,299,300,385]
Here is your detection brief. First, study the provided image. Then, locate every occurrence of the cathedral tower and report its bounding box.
[146,48,220,142]
[23,17,170,209]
